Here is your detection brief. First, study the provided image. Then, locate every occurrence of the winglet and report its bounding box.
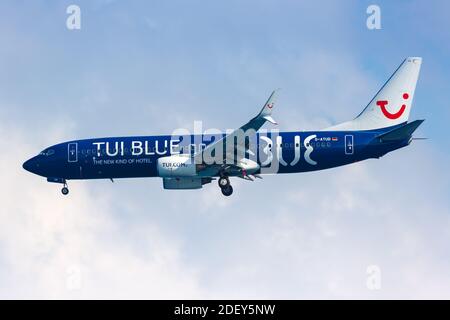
[258,89,279,124]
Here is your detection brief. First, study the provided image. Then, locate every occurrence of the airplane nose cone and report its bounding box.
[23,159,32,172]
[23,157,38,173]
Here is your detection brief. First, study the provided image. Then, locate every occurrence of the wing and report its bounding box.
[194,89,279,177]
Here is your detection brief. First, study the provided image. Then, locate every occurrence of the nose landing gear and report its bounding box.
[61,180,69,195]
[46,177,70,196]
[218,176,233,196]
[61,185,69,195]
[58,179,69,195]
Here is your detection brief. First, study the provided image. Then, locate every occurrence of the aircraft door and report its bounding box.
[68,143,78,162]
[345,135,354,155]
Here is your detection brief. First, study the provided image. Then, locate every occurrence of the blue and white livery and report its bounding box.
[23,57,424,196]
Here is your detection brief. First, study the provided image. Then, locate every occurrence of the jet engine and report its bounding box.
[163,177,212,189]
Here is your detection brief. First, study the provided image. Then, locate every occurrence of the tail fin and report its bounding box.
[326,57,422,131]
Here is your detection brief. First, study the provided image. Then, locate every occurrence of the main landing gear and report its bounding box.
[218,176,233,196]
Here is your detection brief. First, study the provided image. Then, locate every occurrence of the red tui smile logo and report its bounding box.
[376,93,409,119]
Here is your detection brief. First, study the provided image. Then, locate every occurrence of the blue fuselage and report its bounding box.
[23,125,409,181]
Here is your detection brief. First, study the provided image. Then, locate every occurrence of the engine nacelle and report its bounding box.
[163,177,212,190]
[157,155,197,177]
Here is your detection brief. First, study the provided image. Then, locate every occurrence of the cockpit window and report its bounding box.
[39,149,55,156]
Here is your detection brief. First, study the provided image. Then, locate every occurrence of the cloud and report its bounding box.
[0,122,202,299]
[190,143,450,299]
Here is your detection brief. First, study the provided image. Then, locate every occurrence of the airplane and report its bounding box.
[23,57,424,197]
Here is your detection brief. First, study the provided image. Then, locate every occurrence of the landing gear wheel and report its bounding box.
[221,185,233,196]
[218,176,230,189]
[61,187,69,195]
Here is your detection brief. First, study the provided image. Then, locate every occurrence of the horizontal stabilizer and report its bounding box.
[376,120,424,142]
